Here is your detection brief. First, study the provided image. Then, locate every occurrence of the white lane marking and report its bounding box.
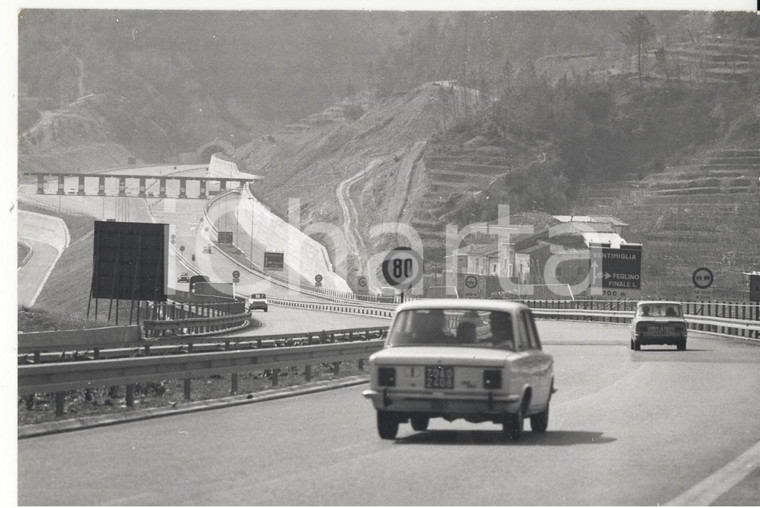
[666,439,760,505]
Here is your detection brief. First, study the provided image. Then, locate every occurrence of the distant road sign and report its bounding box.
[381,247,423,290]
[749,274,760,302]
[264,252,284,271]
[462,274,483,298]
[358,276,368,287]
[598,244,642,291]
[692,267,714,289]
[232,270,240,280]
[315,274,323,283]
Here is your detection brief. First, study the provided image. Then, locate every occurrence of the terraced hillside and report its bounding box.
[580,148,760,300]
[663,37,760,85]
[411,145,515,255]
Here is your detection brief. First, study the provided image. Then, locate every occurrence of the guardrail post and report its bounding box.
[333,362,341,376]
[55,392,65,417]
[304,365,312,381]
[94,347,100,360]
[184,379,192,400]
[231,373,238,394]
[33,351,40,364]
[126,384,135,407]
[271,369,279,386]
[358,359,365,371]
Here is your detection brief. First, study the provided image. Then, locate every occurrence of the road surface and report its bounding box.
[18,321,760,505]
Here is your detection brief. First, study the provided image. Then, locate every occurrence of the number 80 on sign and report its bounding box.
[381,247,423,290]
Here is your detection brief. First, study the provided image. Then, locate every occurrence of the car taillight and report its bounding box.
[483,369,502,390]
[378,367,396,387]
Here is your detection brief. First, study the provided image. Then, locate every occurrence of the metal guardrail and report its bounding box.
[18,340,384,395]
[19,339,385,417]
[268,298,395,318]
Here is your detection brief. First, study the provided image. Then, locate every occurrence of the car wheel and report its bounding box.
[634,340,641,351]
[377,411,399,440]
[530,404,549,433]
[503,406,523,441]
[411,415,429,431]
[630,338,635,350]
[677,340,686,351]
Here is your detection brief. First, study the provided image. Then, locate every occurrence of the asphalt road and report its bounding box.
[18,321,760,505]
[228,304,389,338]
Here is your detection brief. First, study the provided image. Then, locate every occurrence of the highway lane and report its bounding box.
[227,304,389,338]
[18,322,760,505]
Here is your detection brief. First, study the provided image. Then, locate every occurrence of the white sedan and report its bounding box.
[363,300,555,440]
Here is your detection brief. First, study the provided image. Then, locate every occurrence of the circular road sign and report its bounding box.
[358,276,368,287]
[315,274,323,283]
[692,267,714,289]
[465,275,478,289]
[179,246,185,252]
[232,270,240,280]
[382,247,423,290]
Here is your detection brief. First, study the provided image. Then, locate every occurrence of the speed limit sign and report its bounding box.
[381,247,423,290]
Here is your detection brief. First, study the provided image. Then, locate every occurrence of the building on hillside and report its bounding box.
[448,212,630,294]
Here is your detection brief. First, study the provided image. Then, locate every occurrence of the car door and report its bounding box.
[520,309,553,411]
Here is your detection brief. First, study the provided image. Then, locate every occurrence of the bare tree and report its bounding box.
[621,13,656,86]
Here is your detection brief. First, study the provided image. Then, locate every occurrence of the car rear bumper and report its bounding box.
[362,388,520,414]
[634,333,686,345]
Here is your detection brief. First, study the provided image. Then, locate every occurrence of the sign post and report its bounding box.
[692,267,714,301]
[381,247,423,303]
[590,243,642,299]
[463,274,482,299]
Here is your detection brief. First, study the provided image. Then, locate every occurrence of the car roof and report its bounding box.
[637,301,682,306]
[395,298,529,313]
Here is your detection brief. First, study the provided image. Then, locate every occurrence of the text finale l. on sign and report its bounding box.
[590,243,642,292]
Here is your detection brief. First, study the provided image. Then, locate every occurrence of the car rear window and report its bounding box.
[638,304,682,317]
[251,294,266,299]
[387,309,516,349]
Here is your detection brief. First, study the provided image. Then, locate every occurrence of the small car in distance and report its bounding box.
[363,299,555,441]
[247,293,268,312]
[177,272,190,283]
[630,301,687,351]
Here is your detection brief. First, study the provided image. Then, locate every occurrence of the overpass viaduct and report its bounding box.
[27,171,263,200]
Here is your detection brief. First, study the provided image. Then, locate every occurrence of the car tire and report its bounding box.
[530,404,549,433]
[377,411,399,440]
[630,338,635,350]
[503,406,524,441]
[634,340,641,351]
[411,415,429,431]
[677,340,686,351]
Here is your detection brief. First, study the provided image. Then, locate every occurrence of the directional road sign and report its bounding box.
[382,247,423,290]
[590,244,642,297]
[357,276,368,288]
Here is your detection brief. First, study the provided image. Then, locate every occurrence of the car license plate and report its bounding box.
[425,366,455,389]
[655,327,666,335]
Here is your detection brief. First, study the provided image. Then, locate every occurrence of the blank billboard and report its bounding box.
[91,221,169,301]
